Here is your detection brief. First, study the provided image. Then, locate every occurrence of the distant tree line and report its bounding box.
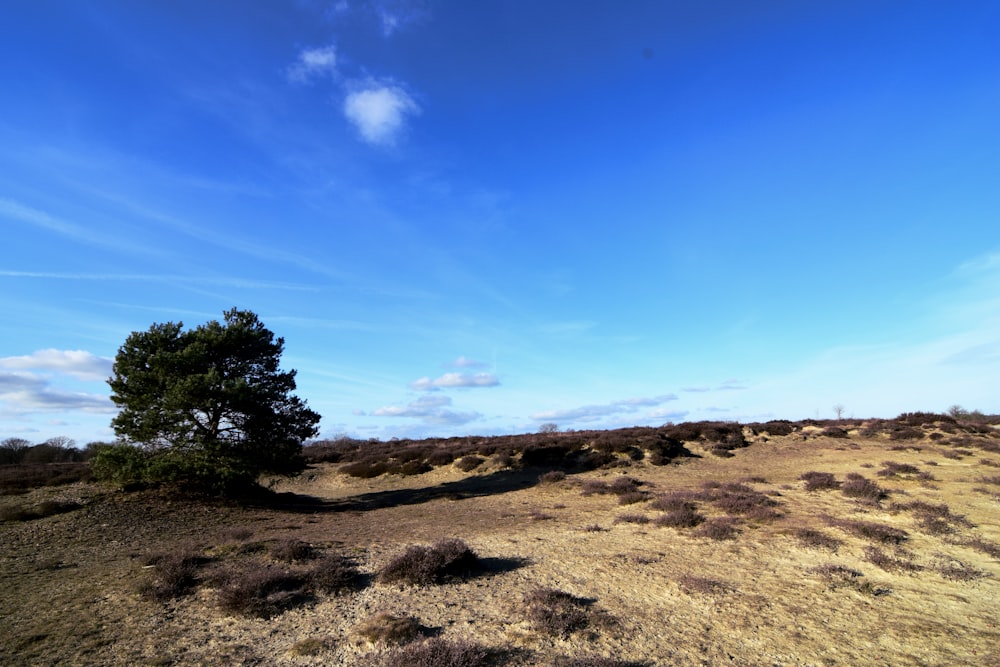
[0,437,112,465]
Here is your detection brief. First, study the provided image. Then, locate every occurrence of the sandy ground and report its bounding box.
[2,428,999,666]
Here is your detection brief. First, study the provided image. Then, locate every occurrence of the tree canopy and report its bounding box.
[102,308,320,492]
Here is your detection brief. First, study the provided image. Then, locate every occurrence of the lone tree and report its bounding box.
[102,308,320,492]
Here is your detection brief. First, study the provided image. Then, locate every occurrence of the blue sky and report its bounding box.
[2,1,998,445]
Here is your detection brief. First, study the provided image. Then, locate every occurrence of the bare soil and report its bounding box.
[3,428,999,665]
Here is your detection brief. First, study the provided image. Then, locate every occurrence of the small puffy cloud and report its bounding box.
[371,394,479,426]
[371,0,427,36]
[410,372,499,391]
[0,349,113,382]
[288,44,338,83]
[343,81,419,147]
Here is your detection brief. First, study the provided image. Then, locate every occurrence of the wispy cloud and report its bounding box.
[410,372,500,391]
[0,271,319,291]
[530,394,679,423]
[370,0,427,36]
[343,81,419,147]
[446,356,489,369]
[681,379,747,393]
[0,350,113,382]
[287,44,338,83]
[371,394,481,425]
[0,197,150,254]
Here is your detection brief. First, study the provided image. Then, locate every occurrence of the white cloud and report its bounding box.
[448,356,488,369]
[530,394,680,424]
[343,82,419,147]
[0,350,113,382]
[410,372,500,391]
[0,371,115,416]
[288,44,338,83]
[681,380,747,393]
[371,394,480,425]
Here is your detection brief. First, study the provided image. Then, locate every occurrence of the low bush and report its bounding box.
[378,539,480,586]
[616,491,648,505]
[538,470,566,484]
[827,517,908,545]
[863,545,922,573]
[270,538,314,563]
[0,463,92,494]
[524,588,593,638]
[456,455,485,472]
[613,513,650,525]
[654,506,705,529]
[649,491,700,512]
[694,517,740,541]
[378,637,491,667]
[556,657,651,667]
[794,528,842,551]
[139,545,211,601]
[876,461,921,477]
[932,555,989,581]
[309,554,363,594]
[215,565,310,618]
[800,471,840,491]
[841,473,888,503]
[354,612,424,645]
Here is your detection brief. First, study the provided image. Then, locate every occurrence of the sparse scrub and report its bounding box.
[827,517,908,545]
[863,546,923,573]
[139,544,210,601]
[538,470,566,484]
[877,461,921,477]
[978,475,1000,485]
[270,538,314,562]
[308,554,363,594]
[377,637,491,667]
[555,656,651,667]
[613,513,650,525]
[694,517,740,541]
[841,473,888,503]
[932,555,989,582]
[377,539,479,586]
[524,588,595,638]
[811,563,890,596]
[795,528,842,551]
[711,483,780,521]
[215,564,309,618]
[354,612,424,645]
[654,506,706,529]
[676,574,732,595]
[616,491,648,505]
[456,455,485,472]
[649,491,700,512]
[955,536,1000,559]
[800,471,840,491]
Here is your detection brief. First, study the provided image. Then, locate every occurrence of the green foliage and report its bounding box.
[103,308,320,493]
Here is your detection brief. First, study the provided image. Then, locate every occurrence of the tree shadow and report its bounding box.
[258,467,551,514]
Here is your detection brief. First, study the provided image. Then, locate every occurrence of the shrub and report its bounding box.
[933,556,988,582]
[863,546,922,573]
[617,491,648,505]
[538,470,566,484]
[822,427,850,439]
[649,492,699,512]
[91,444,151,487]
[309,554,363,594]
[556,657,651,667]
[270,538,314,563]
[216,564,309,618]
[694,517,740,541]
[378,539,480,586]
[139,545,211,601]
[827,517,908,545]
[456,455,485,472]
[341,460,390,478]
[795,528,842,551]
[876,461,921,477]
[524,588,593,637]
[800,471,840,491]
[613,513,650,525]
[427,449,455,466]
[655,506,706,529]
[710,483,780,521]
[841,473,888,503]
[378,637,491,667]
[354,612,424,645]
[290,637,329,656]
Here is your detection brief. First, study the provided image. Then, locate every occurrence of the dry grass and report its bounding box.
[3,421,1000,665]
